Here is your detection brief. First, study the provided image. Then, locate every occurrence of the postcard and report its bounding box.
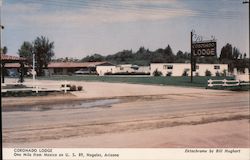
[1,0,249,160]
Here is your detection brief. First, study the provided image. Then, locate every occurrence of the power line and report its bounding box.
[5,0,247,20]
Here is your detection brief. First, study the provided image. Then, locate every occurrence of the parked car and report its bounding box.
[7,69,18,77]
[74,69,90,74]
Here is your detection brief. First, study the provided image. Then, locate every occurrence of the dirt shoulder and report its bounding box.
[2,80,234,107]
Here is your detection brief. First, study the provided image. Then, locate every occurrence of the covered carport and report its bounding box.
[1,54,27,83]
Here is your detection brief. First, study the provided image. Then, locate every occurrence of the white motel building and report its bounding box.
[150,63,228,76]
[5,61,229,77]
[96,63,228,76]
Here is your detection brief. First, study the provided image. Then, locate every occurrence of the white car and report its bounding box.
[74,69,90,74]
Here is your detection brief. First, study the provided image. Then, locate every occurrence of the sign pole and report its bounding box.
[190,31,193,83]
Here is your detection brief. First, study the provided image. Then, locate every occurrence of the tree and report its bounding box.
[2,46,7,54]
[81,53,104,62]
[176,50,184,59]
[232,47,241,60]
[1,46,8,54]
[18,37,55,76]
[33,36,55,76]
[164,45,175,62]
[176,50,190,63]
[219,43,233,62]
[18,41,33,64]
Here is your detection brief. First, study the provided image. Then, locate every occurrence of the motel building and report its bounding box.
[150,63,228,76]
[96,64,150,76]
[46,62,114,75]
[3,60,229,77]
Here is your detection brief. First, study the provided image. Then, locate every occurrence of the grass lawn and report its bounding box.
[38,75,240,89]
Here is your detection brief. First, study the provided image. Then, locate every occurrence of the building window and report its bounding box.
[167,65,173,69]
[163,65,173,70]
[214,65,220,69]
[54,68,63,75]
[196,65,199,70]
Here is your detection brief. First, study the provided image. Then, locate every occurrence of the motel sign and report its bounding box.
[190,31,217,83]
[192,41,216,56]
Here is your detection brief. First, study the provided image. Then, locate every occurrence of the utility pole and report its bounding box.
[0,0,3,159]
[0,0,3,84]
[243,1,249,58]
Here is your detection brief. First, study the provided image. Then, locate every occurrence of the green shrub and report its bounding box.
[205,70,212,76]
[182,69,189,76]
[77,86,83,91]
[153,69,162,76]
[166,72,172,76]
[61,84,71,88]
[70,85,77,91]
[215,71,220,77]
[221,69,227,77]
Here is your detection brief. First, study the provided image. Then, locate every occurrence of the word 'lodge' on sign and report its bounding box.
[192,41,216,56]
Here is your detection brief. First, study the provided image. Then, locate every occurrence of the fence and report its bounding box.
[208,79,250,87]
[1,81,70,93]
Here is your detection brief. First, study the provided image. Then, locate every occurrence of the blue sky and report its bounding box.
[1,0,249,58]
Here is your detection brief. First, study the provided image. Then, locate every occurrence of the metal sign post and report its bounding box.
[190,31,193,83]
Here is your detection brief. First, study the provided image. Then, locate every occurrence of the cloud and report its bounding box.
[3,2,41,14]
[3,0,197,29]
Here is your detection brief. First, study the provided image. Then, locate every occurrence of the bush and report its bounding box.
[153,69,162,76]
[77,86,83,91]
[205,70,212,76]
[166,72,172,76]
[221,69,227,77]
[195,72,199,76]
[70,85,77,91]
[61,84,71,88]
[182,69,189,76]
[215,71,220,77]
[105,72,150,75]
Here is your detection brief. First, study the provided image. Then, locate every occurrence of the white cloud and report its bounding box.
[3,1,197,28]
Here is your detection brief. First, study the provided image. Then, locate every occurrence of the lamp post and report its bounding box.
[32,53,36,86]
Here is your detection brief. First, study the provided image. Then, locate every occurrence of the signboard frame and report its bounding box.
[192,41,217,57]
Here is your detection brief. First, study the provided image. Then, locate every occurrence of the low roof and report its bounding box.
[48,62,113,68]
[5,63,31,68]
[1,54,26,62]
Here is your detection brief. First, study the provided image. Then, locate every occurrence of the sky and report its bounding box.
[1,0,249,59]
